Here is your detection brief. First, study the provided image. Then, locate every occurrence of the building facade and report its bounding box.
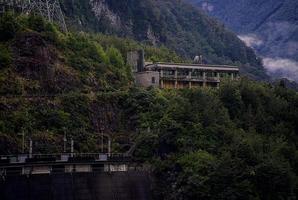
[135,62,239,89]
[128,51,240,89]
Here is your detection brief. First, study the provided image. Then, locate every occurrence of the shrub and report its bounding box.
[0,45,12,68]
[27,14,46,32]
[0,12,20,41]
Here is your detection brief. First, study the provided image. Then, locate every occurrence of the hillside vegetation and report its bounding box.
[0,12,182,152]
[60,0,267,80]
[134,80,298,199]
[0,12,181,95]
[0,12,297,199]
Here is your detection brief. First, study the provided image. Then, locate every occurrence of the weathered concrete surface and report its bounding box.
[0,172,151,200]
[135,71,160,88]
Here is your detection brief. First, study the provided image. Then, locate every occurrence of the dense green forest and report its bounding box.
[134,80,298,199]
[0,12,298,199]
[60,0,268,80]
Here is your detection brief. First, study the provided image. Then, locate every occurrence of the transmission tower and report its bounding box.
[0,0,67,32]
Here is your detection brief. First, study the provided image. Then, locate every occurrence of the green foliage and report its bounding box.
[0,12,20,41]
[0,70,23,95]
[178,150,216,174]
[27,14,47,32]
[106,46,125,68]
[144,46,184,63]
[0,45,12,68]
[0,12,297,199]
[94,43,109,64]
[125,82,298,200]
[0,12,182,94]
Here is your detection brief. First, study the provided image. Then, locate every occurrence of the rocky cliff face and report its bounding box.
[89,0,124,32]
[60,0,268,80]
[188,0,298,81]
[13,32,55,81]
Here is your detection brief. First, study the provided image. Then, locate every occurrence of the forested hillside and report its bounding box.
[0,12,181,152]
[0,12,298,199]
[134,79,298,200]
[59,0,268,80]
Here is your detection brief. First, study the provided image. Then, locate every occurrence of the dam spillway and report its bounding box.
[0,171,152,200]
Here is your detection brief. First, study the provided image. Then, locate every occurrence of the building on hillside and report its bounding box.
[128,50,240,89]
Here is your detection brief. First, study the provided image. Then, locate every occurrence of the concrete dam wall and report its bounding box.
[0,172,152,200]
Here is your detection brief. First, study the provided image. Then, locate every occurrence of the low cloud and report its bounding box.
[263,58,298,81]
[201,2,214,12]
[238,34,263,48]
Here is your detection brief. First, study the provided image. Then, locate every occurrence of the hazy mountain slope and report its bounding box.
[188,0,298,81]
[59,0,268,80]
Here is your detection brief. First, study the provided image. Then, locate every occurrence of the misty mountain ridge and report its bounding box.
[59,0,268,80]
[188,0,298,81]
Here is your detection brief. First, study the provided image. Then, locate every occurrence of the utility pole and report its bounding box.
[99,126,104,153]
[21,130,25,154]
[101,130,104,153]
[18,130,25,154]
[22,131,25,154]
[70,138,74,157]
[108,138,111,156]
[63,127,67,153]
[29,138,33,158]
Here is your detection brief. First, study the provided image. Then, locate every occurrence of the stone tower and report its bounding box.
[127,49,145,73]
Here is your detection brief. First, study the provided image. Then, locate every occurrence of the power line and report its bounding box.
[0,0,67,32]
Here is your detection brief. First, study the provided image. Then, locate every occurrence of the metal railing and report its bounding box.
[161,74,175,79]
[160,74,219,82]
[177,75,189,79]
[0,153,131,165]
[191,75,204,80]
[205,77,220,82]
[0,164,151,177]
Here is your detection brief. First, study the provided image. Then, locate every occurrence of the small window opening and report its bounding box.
[152,77,156,84]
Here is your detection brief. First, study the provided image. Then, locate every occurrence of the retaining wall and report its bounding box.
[0,171,152,200]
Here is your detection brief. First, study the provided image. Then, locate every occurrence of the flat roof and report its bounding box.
[146,62,239,72]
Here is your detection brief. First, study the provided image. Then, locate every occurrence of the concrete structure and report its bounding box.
[134,71,160,88]
[0,153,131,176]
[128,51,240,89]
[0,172,151,200]
[127,50,145,73]
[0,153,151,200]
[145,62,239,89]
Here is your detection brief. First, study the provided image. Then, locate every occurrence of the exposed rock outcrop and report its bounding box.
[89,0,121,29]
[13,32,55,81]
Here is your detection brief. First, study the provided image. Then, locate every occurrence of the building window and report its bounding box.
[206,72,214,77]
[164,70,175,76]
[152,77,156,84]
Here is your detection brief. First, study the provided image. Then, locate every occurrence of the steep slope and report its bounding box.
[188,0,298,81]
[60,0,268,80]
[0,13,181,153]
